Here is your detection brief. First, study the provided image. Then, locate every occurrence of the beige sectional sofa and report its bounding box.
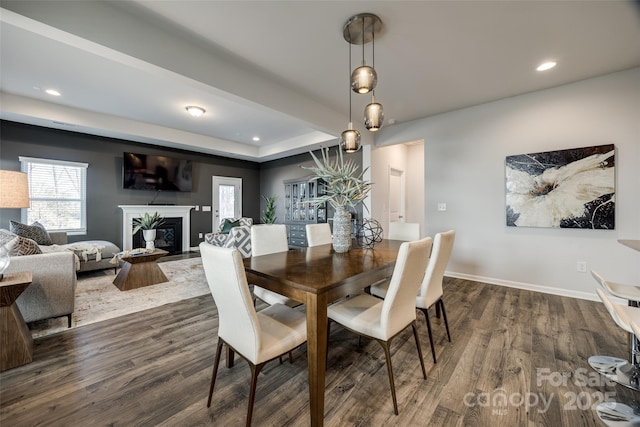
[2,230,121,326]
[5,250,77,326]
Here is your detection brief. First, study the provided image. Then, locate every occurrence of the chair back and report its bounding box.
[418,230,455,307]
[306,223,332,247]
[388,222,420,241]
[381,237,432,336]
[251,224,289,256]
[595,288,631,333]
[199,242,261,361]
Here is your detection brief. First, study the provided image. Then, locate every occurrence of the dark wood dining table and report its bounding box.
[243,239,403,426]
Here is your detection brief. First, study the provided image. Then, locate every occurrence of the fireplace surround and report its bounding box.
[119,205,194,251]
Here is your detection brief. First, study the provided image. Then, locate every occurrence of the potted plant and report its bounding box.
[132,212,165,250]
[261,195,277,224]
[302,147,372,253]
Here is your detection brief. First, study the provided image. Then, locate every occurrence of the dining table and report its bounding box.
[243,239,403,426]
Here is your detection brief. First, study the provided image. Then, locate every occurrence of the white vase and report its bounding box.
[143,229,156,250]
[332,206,352,253]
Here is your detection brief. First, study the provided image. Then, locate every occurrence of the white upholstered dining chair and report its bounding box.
[306,223,332,247]
[388,222,420,241]
[327,237,432,415]
[251,224,299,307]
[370,229,455,364]
[199,242,307,427]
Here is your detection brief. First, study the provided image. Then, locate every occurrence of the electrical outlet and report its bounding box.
[437,203,447,212]
[576,261,587,273]
[198,233,203,239]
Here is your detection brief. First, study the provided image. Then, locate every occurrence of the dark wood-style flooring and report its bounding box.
[1,277,635,426]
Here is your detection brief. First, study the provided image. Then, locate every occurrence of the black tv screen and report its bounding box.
[123,152,193,191]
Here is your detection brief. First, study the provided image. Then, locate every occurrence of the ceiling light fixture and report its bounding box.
[252,136,260,142]
[536,61,557,71]
[45,89,61,96]
[339,22,361,153]
[185,106,205,117]
[343,13,385,141]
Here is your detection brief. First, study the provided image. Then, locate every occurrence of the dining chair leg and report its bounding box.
[419,308,437,364]
[440,299,451,342]
[246,362,266,427]
[411,322,427,379]
[377,339,399,415]
[288,351,294,364]
[435,302,441,318]
[207,339,224,407]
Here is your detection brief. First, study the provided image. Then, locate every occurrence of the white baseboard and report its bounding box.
[446,271,599,302]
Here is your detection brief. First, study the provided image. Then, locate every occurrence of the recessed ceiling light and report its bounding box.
[536,61,557,71]
[45,89,61,96]
[252,137,260,142]
[185,106,205,117]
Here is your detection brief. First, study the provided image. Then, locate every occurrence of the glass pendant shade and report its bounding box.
[339,123,361,153]
[351,64,377,94]
[364,96,384,131]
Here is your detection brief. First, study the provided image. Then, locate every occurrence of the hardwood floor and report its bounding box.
[0,277,635,426]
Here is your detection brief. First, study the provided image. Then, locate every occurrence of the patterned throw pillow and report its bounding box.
[9,221,53,245]
[0,232,42,256]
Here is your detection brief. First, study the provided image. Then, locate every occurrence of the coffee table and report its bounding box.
[1,271,33,371]
[113,249,169,291]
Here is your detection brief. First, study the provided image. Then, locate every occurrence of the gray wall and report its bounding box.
[258,147,364,225]
[374,67,640,300]
[0,120,261,249]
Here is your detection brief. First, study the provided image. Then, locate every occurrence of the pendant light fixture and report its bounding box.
[339,35,361,153]
[364,27,384,131]
[341,13,384,144]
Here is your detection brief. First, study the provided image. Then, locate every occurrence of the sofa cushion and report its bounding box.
[10,220,53,245]
[1,228,43,256]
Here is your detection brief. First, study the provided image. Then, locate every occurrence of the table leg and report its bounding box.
[306,292,328,427]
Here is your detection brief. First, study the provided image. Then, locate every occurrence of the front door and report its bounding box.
[212,176,242,230]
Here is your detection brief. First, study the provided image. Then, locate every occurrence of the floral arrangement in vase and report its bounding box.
[132,212,165,250]
[302,147,372,253]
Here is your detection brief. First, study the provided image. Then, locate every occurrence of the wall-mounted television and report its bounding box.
[123,152,193,191]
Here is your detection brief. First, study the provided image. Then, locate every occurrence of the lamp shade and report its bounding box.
[339,124,361,153]
[364,97,384,131]
[351,65,377,94]
[0,170,30,208]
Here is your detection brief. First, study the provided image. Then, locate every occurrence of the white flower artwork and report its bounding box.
[505,144,615,229]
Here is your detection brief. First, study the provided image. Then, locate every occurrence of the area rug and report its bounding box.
[30,257,209,338]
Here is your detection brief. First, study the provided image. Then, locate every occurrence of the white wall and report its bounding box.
[371,142,425,238]
[375,68,640,300]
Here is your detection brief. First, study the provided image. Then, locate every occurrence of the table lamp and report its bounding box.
[0,170,30,280]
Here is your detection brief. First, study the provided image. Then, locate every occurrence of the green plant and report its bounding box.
[261,195,277,224]
[302,147,372,210]
[132,212,165,234]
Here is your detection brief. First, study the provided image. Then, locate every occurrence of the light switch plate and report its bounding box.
[437,203,447,211]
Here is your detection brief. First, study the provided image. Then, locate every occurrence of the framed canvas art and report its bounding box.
[505,144,615,229]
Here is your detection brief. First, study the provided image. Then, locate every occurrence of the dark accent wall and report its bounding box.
[0,120,261,249]
[258,147,364,225]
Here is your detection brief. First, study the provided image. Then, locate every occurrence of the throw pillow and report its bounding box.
[0,229,17,246]
[5,235,42,256]
[220,219,240,234]
[10,220,53,245]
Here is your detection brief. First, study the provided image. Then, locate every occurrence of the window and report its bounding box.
[19,156,88,234]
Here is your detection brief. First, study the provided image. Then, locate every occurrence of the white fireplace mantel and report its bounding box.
[119,205,195,251]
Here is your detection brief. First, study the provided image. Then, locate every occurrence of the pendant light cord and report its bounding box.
[348,29,352,124]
